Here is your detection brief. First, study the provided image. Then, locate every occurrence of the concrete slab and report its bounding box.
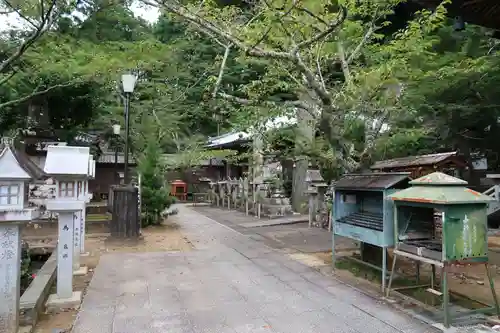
[251,223,357,253]
[240,215,308,228]
[191,207,358,253]
[73,266,88,276]
[20,252,57,327]
[72,205,438,333]
[45,291,82,313]
[192,206,309,229]
[18,325,32,333]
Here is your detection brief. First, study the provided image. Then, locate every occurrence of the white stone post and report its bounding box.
[0,223,21,333]
[79,202,86,254]
[57,212,74,299]
[72,211,81,271]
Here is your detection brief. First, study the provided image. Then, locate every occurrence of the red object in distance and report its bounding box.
[170,180,187,201]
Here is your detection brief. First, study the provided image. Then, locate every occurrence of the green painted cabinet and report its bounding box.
[443,204,488,261]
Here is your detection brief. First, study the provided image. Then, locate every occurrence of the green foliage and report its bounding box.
[150,0,500,177]
[138,132,173,227]
[4,0,500,187]
[20,241,33,290]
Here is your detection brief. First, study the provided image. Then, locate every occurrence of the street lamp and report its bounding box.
[121,73,137,184]
[112,124,121,184]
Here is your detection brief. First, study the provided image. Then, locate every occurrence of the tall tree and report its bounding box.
[140,0,430,209]
[1,0,60,100]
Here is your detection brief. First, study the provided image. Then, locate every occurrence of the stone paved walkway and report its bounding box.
[72,205,437,333]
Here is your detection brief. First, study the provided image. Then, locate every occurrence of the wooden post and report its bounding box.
[110,186,140,238]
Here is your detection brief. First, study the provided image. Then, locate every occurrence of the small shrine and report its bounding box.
[0,137,47,333]
[170,179,187,201]
[43,145,94,311]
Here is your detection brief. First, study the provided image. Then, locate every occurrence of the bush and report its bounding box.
[20,241,33,290]
[138,134,174,227]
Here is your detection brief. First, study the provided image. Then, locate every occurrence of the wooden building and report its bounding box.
[161,132,251,197]
[92,151,136,201]
[370,151,467,179]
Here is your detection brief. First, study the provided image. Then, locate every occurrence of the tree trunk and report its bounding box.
[252,132,264,182]
[292,158,308,212]
[291,106,316,212]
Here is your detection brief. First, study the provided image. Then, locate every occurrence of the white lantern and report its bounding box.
[121,73,137,93]
[112,124,121,135]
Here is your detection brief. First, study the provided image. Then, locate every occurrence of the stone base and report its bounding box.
[261,204,294,219]
[73,266,88,276]
[45,291,82,313]
[18,325,33,333]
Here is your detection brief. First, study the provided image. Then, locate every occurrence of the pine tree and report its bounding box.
[138,133,173,227]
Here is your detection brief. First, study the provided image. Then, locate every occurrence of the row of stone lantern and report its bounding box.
[0,139,95,333]
[305,169,332,230]
[204,169,332,224]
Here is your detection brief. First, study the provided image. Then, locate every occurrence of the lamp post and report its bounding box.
[121,73,137,184]
[112,124,121,184]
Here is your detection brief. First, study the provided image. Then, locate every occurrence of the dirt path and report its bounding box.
[32,218,192,333]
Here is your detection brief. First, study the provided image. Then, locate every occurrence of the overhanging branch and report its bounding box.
[293,5,347,51]
[146,0,293,60]
[0,0,57,86]
[218,92,309,109]
[0,81,78,109]
[212,44,232,98]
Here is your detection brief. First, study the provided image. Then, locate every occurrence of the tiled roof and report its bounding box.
[0,139,47,181]
[335,173,411,190]
[371,152,458,170]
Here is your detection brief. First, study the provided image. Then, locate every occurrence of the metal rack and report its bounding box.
[386,172,500,328]
[332,172,412,292]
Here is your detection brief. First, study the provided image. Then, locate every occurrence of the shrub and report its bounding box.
[138,134,175,227]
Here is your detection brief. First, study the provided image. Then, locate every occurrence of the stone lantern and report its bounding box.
[0,137,47,333]
[305,169,328,228]
[43,145,93,310]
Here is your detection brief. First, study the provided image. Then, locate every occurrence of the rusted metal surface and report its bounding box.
[389,172,493,204]
[334,173,411,190]
[371,151,458,171]
[390,185,493,204]
[410,171,468,186]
